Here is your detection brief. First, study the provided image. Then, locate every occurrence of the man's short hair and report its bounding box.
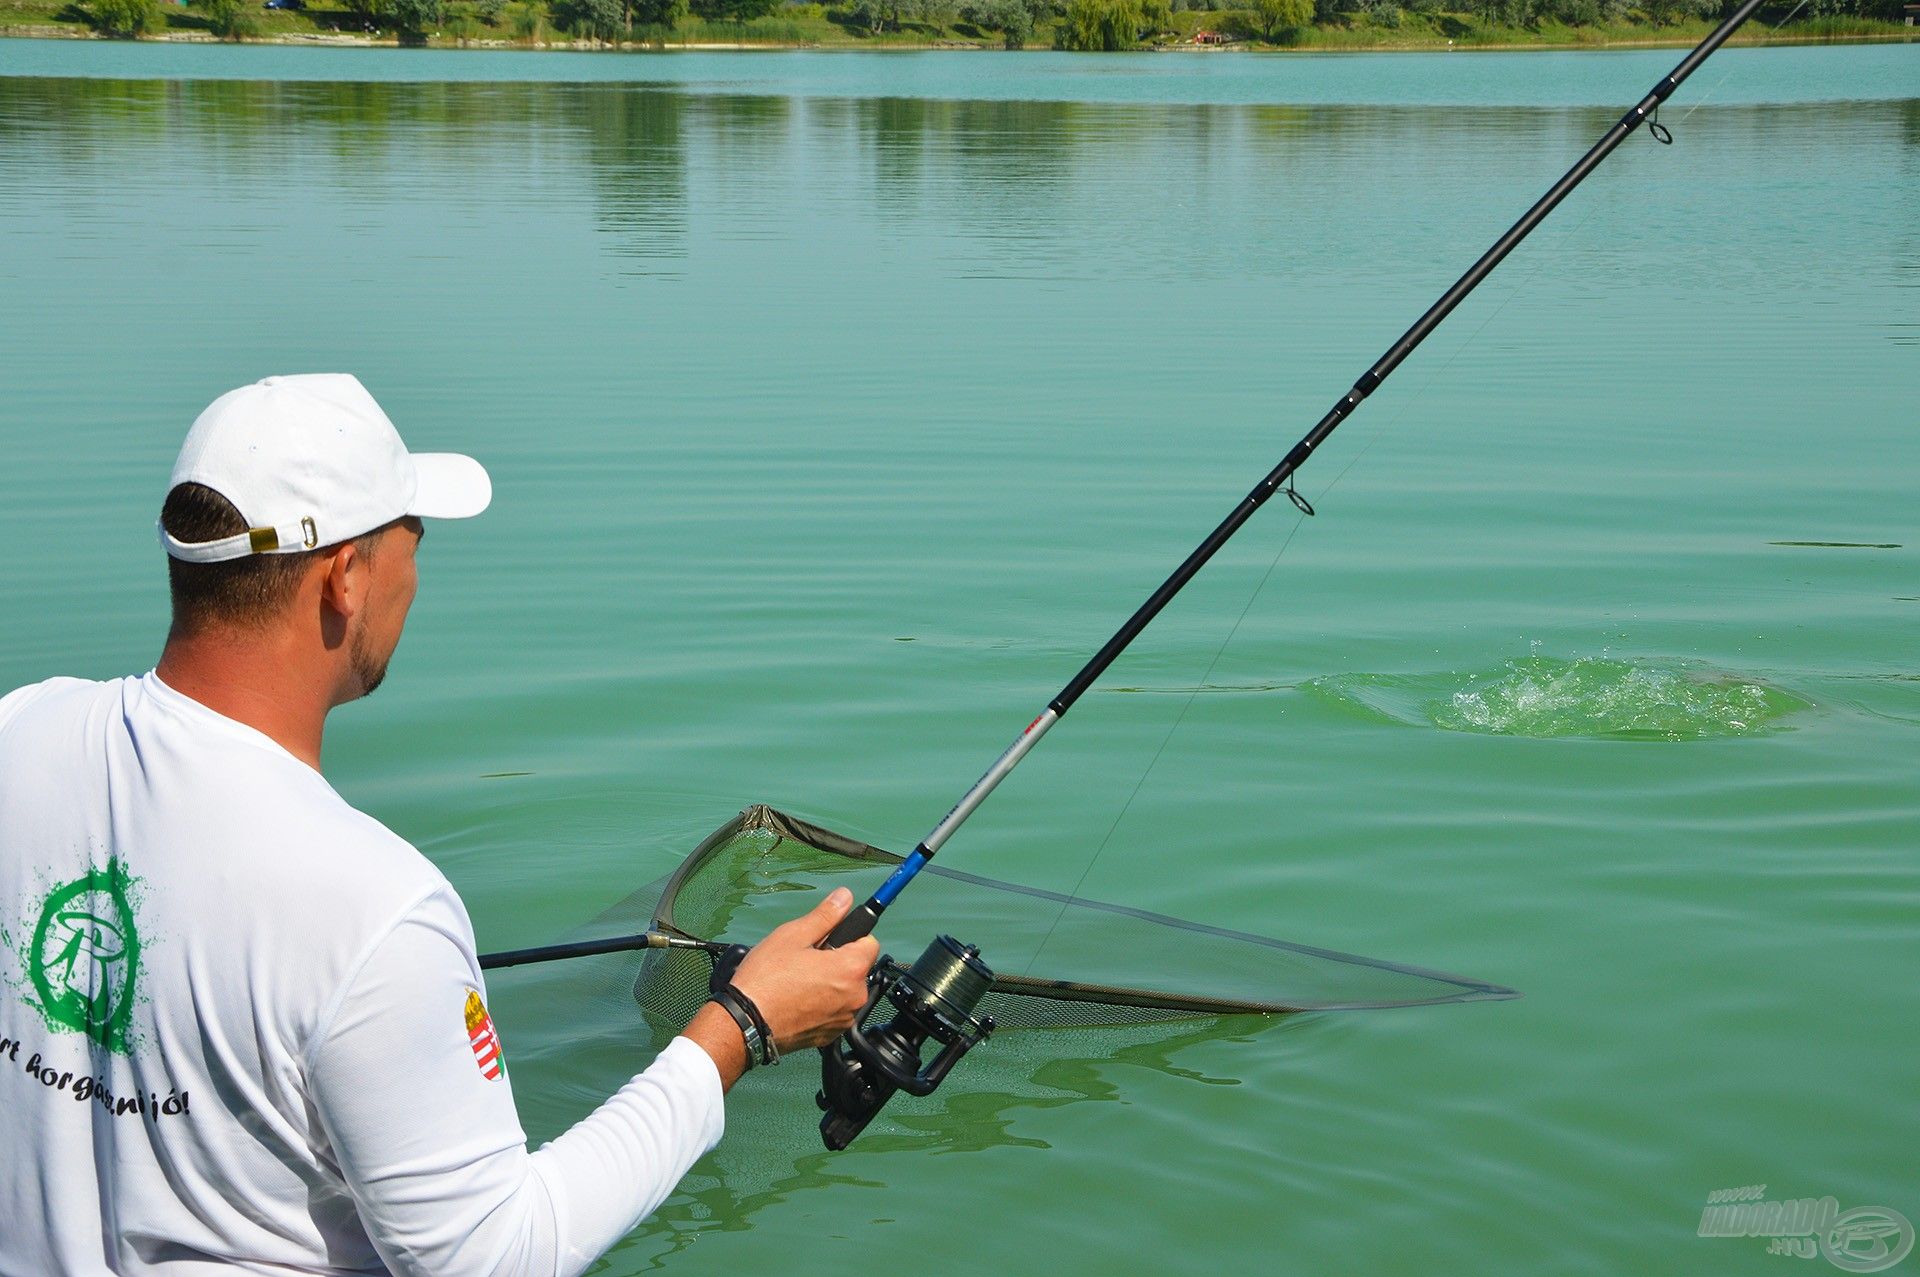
[161,483,375,631]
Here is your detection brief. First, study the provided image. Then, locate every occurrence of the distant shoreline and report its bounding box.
[2,18,1914,54]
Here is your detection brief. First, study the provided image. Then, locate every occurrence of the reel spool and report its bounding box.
[817,935,995,1150]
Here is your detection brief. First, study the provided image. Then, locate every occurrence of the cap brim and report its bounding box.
[409,452,492,521]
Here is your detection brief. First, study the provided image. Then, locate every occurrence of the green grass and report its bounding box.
[626,8,998,45]
[1162,8,1915,49]
[0,0,404,38]
[2,0,1912,49]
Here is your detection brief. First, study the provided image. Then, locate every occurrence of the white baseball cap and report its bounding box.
[160,374,492,563]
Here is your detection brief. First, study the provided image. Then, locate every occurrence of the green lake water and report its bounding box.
[1,37,1915,1274]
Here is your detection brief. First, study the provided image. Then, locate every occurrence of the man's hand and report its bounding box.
[729,887,881,1053]
[682,888,881,1088]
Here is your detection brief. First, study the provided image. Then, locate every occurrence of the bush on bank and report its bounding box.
[45,0,1917,46]
[86,0,160,35]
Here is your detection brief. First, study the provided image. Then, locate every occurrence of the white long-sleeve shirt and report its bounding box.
[0,672,724,1276]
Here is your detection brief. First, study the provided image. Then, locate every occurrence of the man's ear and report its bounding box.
[317,541,365,621]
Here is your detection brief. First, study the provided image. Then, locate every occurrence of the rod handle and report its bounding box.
[820,899,883,950]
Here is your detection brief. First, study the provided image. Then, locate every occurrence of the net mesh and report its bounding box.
[506,804,1513,1257]
[621,804,1514,1031]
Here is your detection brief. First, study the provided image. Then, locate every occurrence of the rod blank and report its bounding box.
[828,0,1772,950]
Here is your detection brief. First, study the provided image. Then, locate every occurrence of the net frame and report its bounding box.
[642,804,1516,1017]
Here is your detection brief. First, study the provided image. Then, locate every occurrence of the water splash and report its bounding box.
[1307,656,1810,742]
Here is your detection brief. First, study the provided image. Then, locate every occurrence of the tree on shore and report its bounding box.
[387,0,446,38]
[634,0,690,26]
[195,0,258,38]
[88,0,160,36]
[1638,0,1715,22]
[844,0,910,31]
[554,0,622,35]
[1251,0,1311,37]
[330,0,444,38]
[693,0,781,17]
[963,0,1038,45]
[1054,0,1141,47]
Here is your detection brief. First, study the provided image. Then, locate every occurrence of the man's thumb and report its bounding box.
[798,887,854,940]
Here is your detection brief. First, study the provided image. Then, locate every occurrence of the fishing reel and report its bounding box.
[817,934,996,1150]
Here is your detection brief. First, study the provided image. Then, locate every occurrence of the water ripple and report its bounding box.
[1307,655,1811,741]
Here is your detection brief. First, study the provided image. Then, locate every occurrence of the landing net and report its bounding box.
[620,805,1514,1031]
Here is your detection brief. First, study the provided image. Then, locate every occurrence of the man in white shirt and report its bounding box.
[0,374,879,1276]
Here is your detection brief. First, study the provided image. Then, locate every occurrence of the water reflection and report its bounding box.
[576,88,688,271]
[514,859,1298,1265]
[1,76,1912,291]
[1893,100,1918,347]
[620,1012,1279,1268]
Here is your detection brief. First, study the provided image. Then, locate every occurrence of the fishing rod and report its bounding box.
[483,9,1772,1151]
[822,0,1772,951]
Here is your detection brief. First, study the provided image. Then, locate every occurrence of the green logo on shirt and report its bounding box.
[20,860,143,1054]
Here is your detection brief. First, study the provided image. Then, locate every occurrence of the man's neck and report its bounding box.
[155,626,334,771]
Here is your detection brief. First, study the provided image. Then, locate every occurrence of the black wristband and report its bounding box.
[712,986,779,1068]
[731,985,778,1067]
[710,989,762,1070]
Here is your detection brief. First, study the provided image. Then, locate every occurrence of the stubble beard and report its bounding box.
[349,625,391,699]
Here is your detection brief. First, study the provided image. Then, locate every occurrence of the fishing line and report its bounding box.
[1022,298,1549,973]
[1671,0,1812,130]
[1021,504,1314,977]
[1019,21,1806,973]
[1022,131,1614,973]
[473,14,1783,1157]
[821,0,1777,954]
[1305,3,1809,508]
